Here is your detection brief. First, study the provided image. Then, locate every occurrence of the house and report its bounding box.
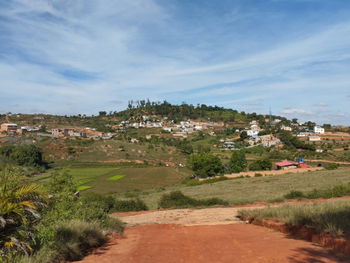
[314,126,325,134]
[0,123,18,134]
[281,125,292,131]
[309,135,321,141]
[275,160,299,170]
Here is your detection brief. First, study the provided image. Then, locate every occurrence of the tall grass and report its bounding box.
[20,220,110,263]
[238,200,350,236]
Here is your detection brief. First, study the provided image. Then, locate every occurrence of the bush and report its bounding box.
[284,190,305,199]
[254,173,263,177]
[248,158,272,171]
[229,150,247,173]
[113,199,148,212]
[158,191,228,209]
[188,153,224,178]
[324,163,339,170]
[54,220,106,261]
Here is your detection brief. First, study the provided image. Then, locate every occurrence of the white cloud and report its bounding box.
[281,108,314,115]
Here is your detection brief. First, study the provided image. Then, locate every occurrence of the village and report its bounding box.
[1,114,350,152]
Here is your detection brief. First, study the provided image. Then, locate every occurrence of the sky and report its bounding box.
[0,0,350,125]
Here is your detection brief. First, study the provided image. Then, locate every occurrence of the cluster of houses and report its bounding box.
[0,123,40,135]
[0,122,115,140]
[297,126,325,142]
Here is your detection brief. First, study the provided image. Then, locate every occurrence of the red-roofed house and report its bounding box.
[275,160,299,170]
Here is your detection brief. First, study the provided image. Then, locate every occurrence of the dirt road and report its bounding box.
[76,206,349,263]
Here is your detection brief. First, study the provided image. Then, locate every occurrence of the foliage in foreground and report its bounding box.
[158,191,228,209]
[238,200,350,236]
[0,170,48,262]
[1,172,124,263]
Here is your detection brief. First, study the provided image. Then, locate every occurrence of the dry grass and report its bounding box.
[130,168,350,209]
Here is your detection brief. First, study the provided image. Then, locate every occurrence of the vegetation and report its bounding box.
[248,158,272,171]
[158,191,228,209]
[0,170,47,262]
[238,200,350,236]
[113,199,148,212]
[1,170,124,263]
[133,168,350,209]
[278,131,316,151]
[182,176,229,186]
[0,145,44,168]
[229,150,247,173]
[284,183,350,200]
[188,153,224,178]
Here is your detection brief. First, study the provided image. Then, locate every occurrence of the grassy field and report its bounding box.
[89,166,191,194]
[30,165,191,195]
[126,168,350,209]
[238,200,350,236]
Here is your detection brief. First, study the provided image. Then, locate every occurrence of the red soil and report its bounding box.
[75,224,347,263]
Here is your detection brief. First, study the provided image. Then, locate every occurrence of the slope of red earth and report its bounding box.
[75,224,348,263]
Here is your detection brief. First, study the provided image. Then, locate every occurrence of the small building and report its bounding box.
[281,125,292,131]
[309,135,321,141]
[0,123,18,134]
[314,126,325,134]
[275,160,299,170]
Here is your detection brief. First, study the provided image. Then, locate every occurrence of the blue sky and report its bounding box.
[0,0,350,125]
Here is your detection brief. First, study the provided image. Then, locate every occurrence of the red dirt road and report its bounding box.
[76,224,348,263]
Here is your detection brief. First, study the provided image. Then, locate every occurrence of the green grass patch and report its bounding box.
[77,185,92,191]
[107,175,125,181]
[238,200,350,237]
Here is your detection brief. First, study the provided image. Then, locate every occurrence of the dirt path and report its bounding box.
[74,203,350,262]
[304,159,350,165]
[76,224,347,263]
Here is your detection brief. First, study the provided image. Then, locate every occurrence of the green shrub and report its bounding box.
[284,190,305,199]
[324,163,339,170]
[249,158,272,171]
[158,191,228,209]
[113,198,148,212]
[254,173,263,177]
[53,220,106,261]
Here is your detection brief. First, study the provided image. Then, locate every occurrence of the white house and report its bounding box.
[314,126,325,134]
[309,135,321,141]
[281,125,292,131]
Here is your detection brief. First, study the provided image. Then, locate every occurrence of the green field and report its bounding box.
[30,165,191,195]
[127,168,350,209]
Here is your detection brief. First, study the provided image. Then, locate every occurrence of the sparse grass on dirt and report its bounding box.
[130,168,350,209]
[238,200,350,237]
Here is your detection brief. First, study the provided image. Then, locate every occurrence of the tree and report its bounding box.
[188,153,224,178]
[229,150,247,173]
[240,131,248,141]
[98,111,107,117]
[248,158,272,171]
